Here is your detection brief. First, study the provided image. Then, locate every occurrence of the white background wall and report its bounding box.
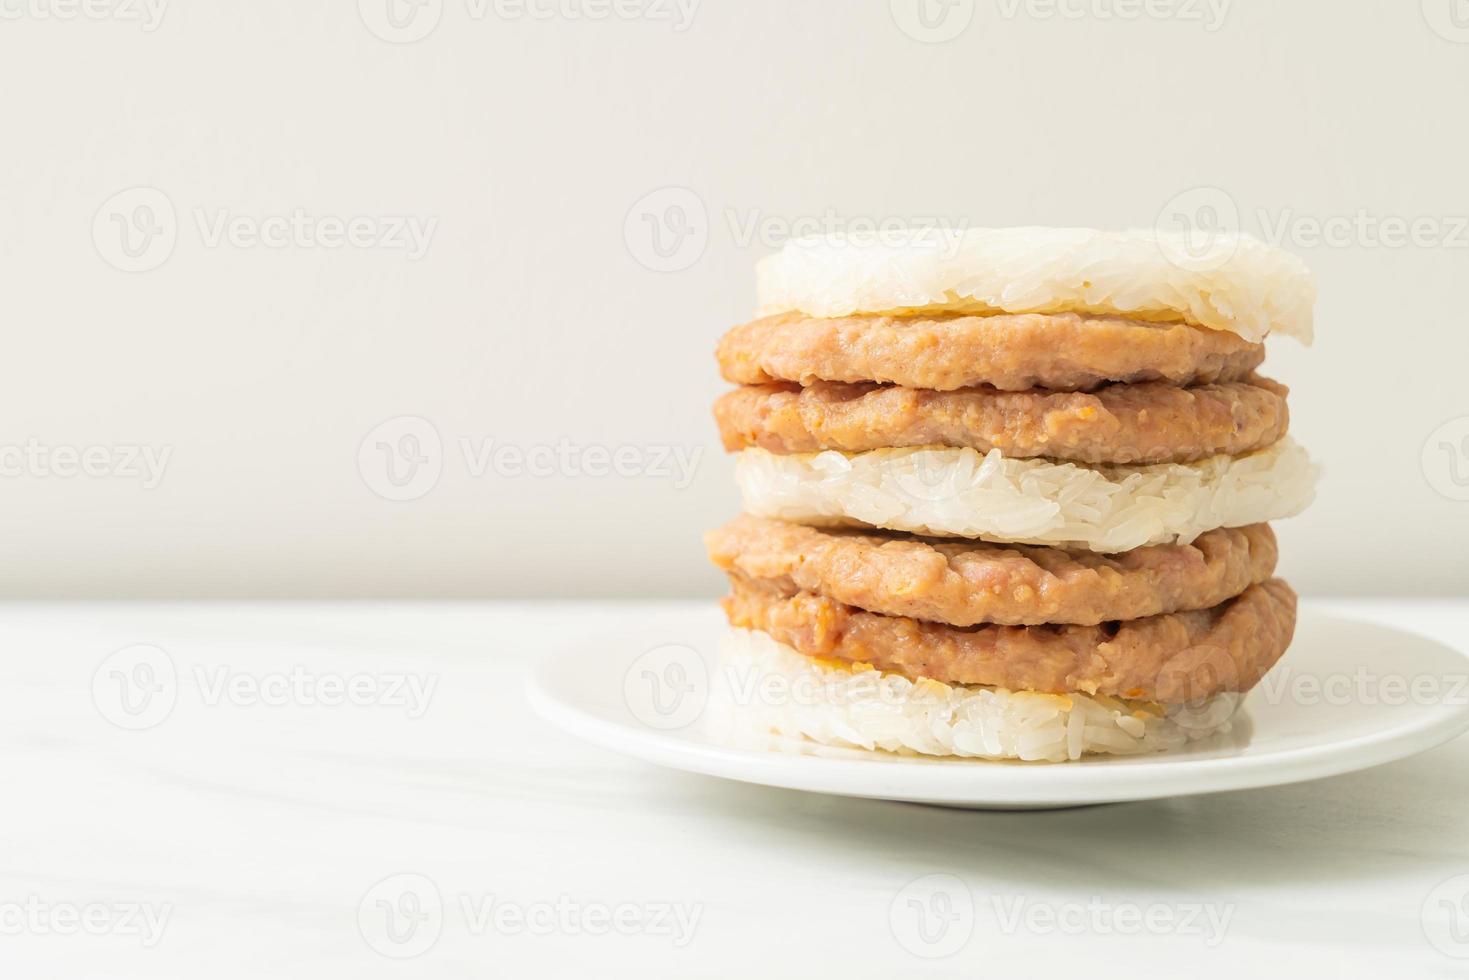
[0,0,1466,597]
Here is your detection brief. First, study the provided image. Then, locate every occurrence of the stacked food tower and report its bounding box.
[704,228,1316,762]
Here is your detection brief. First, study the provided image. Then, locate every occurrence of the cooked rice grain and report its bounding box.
[756,227,1315,344]
[735,438,1317,552]
[710,628,1237,762]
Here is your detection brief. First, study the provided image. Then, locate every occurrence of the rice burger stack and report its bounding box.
[704,228,1317,762]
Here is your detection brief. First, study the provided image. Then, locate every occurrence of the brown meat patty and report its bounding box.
[721,572,1297,702]
[713,377,1289,464]
[717,311,1265,392]
[706,515,1278,627]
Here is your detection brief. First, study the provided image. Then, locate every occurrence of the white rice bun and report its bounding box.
[709,628,1237,762]
[755,227,1315,344]
[735,438,1317,553]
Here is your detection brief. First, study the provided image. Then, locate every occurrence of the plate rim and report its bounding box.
[526,607,1469,806]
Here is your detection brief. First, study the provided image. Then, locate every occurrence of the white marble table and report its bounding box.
[2,599,1467,978]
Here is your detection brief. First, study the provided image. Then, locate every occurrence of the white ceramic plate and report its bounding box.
[527,605,1469,808]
